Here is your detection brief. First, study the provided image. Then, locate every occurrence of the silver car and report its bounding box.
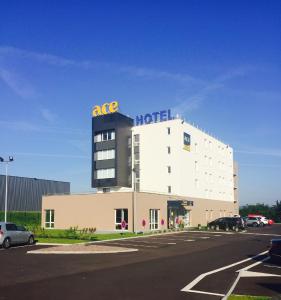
[245,217,262,227]
[0,222,35,249]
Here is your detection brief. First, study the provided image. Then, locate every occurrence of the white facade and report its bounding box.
[132,119,235,202]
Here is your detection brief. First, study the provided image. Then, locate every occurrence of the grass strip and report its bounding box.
[228,295,272,300]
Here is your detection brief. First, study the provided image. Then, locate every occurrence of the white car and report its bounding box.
[258,216,269,225]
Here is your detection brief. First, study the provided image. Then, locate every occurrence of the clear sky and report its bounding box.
[0,0,280,205]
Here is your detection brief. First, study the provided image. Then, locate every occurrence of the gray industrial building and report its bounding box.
[0,175,70,211]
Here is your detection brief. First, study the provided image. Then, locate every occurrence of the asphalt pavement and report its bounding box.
[0,225,280,300]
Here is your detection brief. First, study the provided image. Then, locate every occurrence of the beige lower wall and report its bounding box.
[42,192,238,231]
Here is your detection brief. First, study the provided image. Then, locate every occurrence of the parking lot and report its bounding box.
[0,225,280,300]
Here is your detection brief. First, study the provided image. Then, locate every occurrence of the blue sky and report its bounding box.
[0,0,280,205]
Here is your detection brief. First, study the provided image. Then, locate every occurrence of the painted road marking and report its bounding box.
[240,270,281,277]
[264,264,281,269]
[214,235,221,237]
[222,255,270,300]
[240,232,281,237]
[108,242,158,248]
[184,239,195,242]
[187,230,234,235]
[199,237,210,239]
[117,240,176,246]
[181,250,268,296]
[184,289,224,297]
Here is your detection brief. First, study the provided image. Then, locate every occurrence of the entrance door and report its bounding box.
[183,210,190,227]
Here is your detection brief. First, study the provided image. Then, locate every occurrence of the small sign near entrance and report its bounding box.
[121,220,126,230]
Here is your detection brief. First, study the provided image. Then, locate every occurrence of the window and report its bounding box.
[167,127,171,135]
[167,146,171,154]
[5,223,17,231]
[94,130,115,142]
[96,168,115,179]
[134,134,140,143]
[168,186,171,194]
[149,209,159,230]
[96,149,115,160]
[115,209,128,230]
[45,209,55,228]
[167,166,171,173]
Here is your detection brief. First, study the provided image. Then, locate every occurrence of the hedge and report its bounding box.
[0,211,41,227]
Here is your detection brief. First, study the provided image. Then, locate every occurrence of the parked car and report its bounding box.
[269,239,281,262]
[207,217,245,231]
[0,222,35,249]
[248,214,269,226]
[245,216,262,227]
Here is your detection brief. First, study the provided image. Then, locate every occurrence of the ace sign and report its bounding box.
[183,132,191,151]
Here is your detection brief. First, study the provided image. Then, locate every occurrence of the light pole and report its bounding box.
[0,156,14,222]
[132,167,137,234]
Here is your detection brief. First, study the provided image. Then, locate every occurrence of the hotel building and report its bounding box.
[42,104,238,232]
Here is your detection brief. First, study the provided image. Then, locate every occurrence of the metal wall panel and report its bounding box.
[0,175,70,211]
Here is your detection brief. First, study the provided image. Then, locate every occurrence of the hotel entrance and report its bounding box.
[167,200,191,229]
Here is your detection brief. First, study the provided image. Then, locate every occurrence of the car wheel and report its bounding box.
[28,235,35,245]
[253,222,258,227]
[215,225,220,231]
[211,225,215,230]
[225,226,229,232]
[3,238,11,249]
[234,226,239,232]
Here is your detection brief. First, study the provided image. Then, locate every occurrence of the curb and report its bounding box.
[27,248,138,254]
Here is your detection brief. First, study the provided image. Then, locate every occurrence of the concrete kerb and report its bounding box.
[28,248,138,255]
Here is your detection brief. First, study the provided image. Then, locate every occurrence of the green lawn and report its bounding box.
[228,295,271,300]
[34,229,159,244]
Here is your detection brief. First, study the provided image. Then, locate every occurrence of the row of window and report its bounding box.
[45,209,160,230]
[94,130,115,142]
[95,149,115,160]
[97,168,115,179]
[116,208,159,230]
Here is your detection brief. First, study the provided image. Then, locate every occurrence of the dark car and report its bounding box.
[269,239,281,262]
[207,217,245,232]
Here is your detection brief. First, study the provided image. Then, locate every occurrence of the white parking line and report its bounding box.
[199,237,210,239]
[240,232,281,237]
[184,239,195,242]
[181,250,268,296]
[108,242,158,248]
[223,255,271,300]
[117,240,176,246]
[264,264,281,269]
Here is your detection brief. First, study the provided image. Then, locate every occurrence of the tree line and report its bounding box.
[239,200,281,222]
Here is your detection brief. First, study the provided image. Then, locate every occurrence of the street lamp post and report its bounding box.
[0,156,14,222]
[132,167,137,234]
